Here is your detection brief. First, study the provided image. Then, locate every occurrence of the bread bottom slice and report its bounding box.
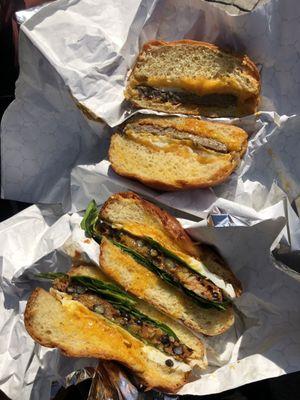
[25,288,191,392]
[109,133,239,190]
[100,238,234,336]
[68,264,207,368]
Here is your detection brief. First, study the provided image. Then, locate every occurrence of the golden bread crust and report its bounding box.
[24,288,189,392]
[100,191,201,258]
[141,40,260,83]
[125,40,260,117]
[69,264,207,367]
[109,115,248,190]
[99,192,242,298]
[109,135,240,190]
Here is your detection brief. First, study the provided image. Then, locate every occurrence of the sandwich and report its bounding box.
[25,264,207,392]
[125,40,260,117]
[81,192,242,336]
[109,115,248,190]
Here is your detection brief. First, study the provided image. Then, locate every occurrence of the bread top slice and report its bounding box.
[68,264,207,368]
[109,116,248,190]
[100,237,234,336]
[100,192,201,258]
[25,287,190,392]
[100,192,242,298]
[125,40,260,117]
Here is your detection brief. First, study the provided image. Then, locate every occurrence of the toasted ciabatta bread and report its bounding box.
[100,192,242,297]
[68,265,207,368]
[95,192,242,335]
[25,288,189,392]
[109,116,248,190]
[100,238,234,336]
[25,264,207,392]
[125,40,260,117]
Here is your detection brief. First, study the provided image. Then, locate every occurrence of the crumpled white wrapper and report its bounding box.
[2,0,300,206]
[69,111,295,214]
[1,196,300,400]
[1,0,300,398]
[13,0,300,125]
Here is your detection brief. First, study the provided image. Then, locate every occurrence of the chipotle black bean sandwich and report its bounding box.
[25,264,206,392]
[24,192,242,392]
[125,40,260,118]
[109,115,248,190]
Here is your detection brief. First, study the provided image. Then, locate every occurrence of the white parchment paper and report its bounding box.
[1,197,300,400]
[2,0,300,206]
[69,112,297,215]
[14,0,300,125]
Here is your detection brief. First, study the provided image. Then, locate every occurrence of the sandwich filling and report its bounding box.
[124,122,228,153]
[80,203,229,310]
[39,273,193,364]
[98,221,225,306]
[137,85,237,109]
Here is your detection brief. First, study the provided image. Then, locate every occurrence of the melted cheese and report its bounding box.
[175,253,236,299]
[57,297,146,361]
[143,347,191,373]
[115,223,175,252]
[131,117,247,152]
[125,130,230,164]
[145,76,255,102]
[102,238,160,294]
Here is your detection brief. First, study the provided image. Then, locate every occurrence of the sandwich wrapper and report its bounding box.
[1,190,300,400]
[2,0,300,206]
[1,0,300,398]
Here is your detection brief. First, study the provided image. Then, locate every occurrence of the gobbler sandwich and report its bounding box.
[109,115,248,190]
[125,40,260,117]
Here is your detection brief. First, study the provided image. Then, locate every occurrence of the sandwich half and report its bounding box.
[25,265,206,393]
[109,115,248,190]
[125,40,260,117]
[81,192,242,336]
